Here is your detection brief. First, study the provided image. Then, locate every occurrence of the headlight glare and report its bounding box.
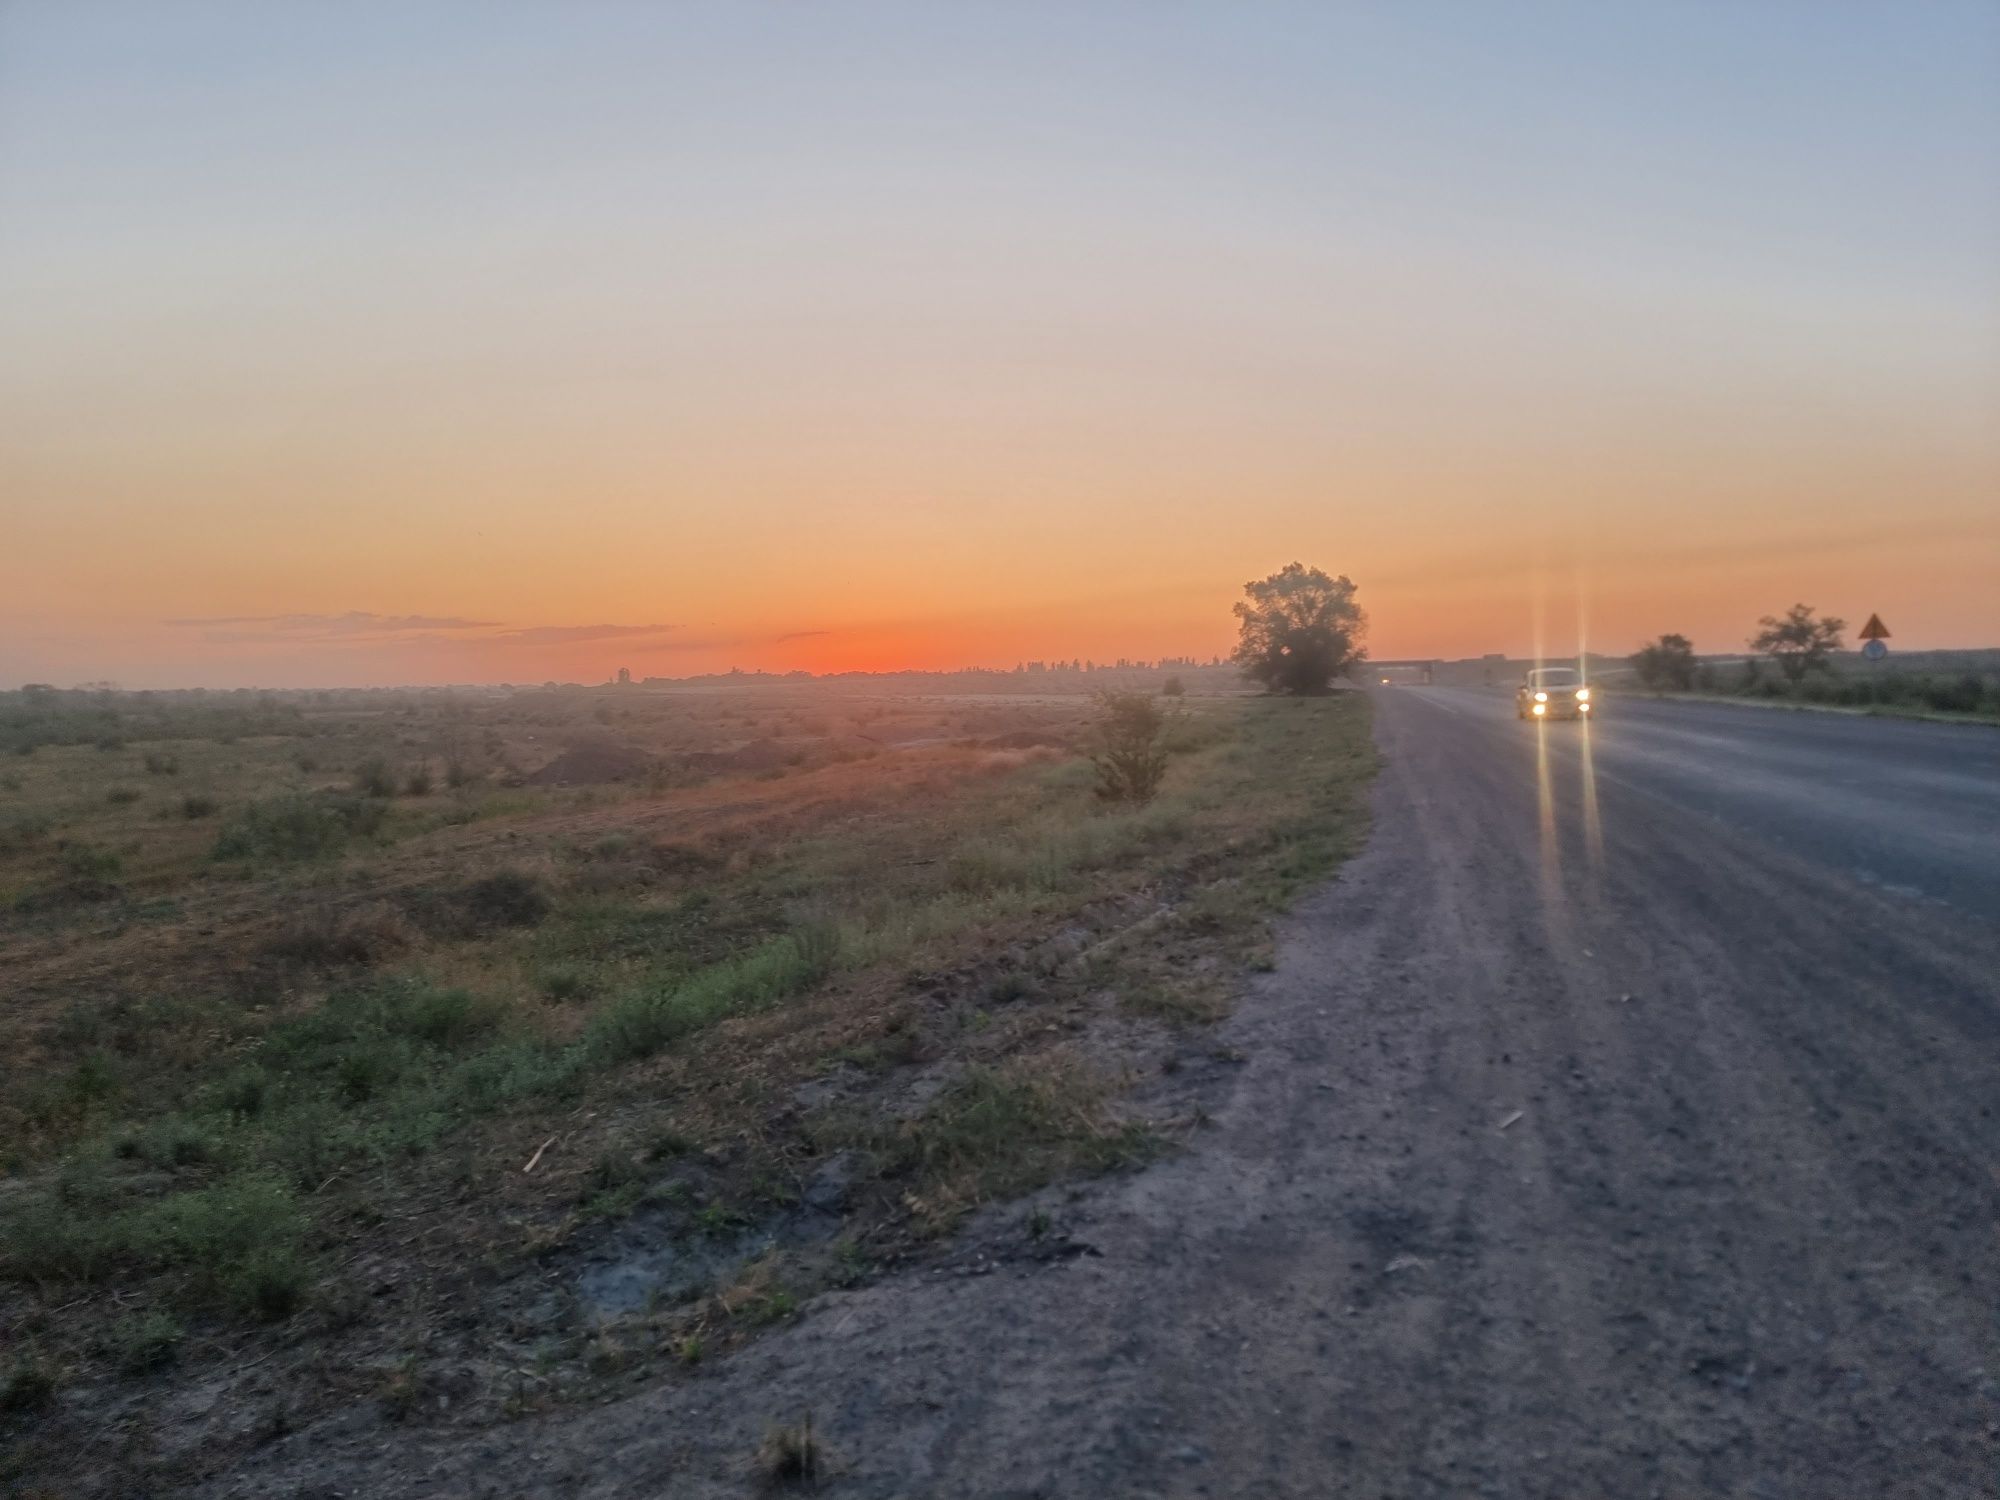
[1576,687,1590,702]
[1534,691,1548,702]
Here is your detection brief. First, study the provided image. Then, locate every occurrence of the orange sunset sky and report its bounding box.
[4,4,1998,689]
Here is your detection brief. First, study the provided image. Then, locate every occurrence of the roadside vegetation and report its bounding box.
[0,673,1375,1494]
[1627,611,1999,723]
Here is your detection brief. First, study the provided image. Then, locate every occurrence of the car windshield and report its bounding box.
[1531,668,1581,687]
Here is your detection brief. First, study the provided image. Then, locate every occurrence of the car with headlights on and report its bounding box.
[1516,666,1593,720]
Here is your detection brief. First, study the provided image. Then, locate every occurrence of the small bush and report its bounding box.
[181,794,219,820]
[1089,691,1173,804]
[537,962,595,1002]
[460,868,551,928]
[403,767,433,797]
[1,811,55,850]
[352,758,397,798]
[143,752,179,776]
[1161,674,1186,697]
[114,1116,220,1171]
[111,1309,184,1373]
[264,904,414,970]
[61,842,123,882]
[213,793,383,861]
[1,1360,57,1413]
[142,1174,308,1318]
[106,787,142,805]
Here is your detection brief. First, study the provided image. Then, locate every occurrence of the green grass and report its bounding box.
[1,689,1376,1380]
[886,1062,1157,1229]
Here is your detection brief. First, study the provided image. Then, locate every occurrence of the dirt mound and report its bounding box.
[526,737,657,786]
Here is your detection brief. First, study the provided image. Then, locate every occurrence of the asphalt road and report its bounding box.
[1443,687,2000,916]
[209,689,2000,1499]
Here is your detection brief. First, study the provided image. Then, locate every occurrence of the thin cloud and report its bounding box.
[489,624,676,646]
[165,611,498,640]
[160,612,676,650]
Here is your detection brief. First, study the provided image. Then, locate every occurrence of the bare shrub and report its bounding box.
[264,904,416,970]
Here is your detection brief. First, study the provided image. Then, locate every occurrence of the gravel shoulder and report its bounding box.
[198,688,2000,1499]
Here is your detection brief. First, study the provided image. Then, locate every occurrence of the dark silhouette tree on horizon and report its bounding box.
[1750,604,1845,682]
[1231,563,1366,695]
[1631,633,1698,691]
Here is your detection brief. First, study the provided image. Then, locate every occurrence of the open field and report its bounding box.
[0,671,1374,1496]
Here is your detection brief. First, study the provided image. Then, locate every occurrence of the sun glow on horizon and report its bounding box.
[3,3,1997,689]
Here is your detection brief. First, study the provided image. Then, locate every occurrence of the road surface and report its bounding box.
[212,689,2000,1499]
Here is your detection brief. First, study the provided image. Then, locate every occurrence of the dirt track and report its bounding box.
[203,689,2000,1498]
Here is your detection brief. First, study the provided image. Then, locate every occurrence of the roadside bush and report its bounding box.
[106,787,141,805]
[1089,691,1173,804]
[181,794,219,820]
[403,766,433,797]
[143,752,179,775]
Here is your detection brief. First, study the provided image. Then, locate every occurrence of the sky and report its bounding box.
[3,1,1998,688]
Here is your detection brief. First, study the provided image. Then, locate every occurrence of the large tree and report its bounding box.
[1749,604,1844,682]
[1231,563,1366,695]
[1631,633,1697,691]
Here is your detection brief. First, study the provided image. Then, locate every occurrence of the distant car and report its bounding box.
[1516,666,1593,720]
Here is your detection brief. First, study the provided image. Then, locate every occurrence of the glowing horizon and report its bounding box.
[4,2,1998,691]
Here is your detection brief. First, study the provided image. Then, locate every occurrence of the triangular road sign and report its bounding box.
[1859,613,1891,641]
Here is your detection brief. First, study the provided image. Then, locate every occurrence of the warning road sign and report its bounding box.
[1859,613,1891,641]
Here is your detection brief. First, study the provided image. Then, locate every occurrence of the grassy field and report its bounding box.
[0,674,1375,1494]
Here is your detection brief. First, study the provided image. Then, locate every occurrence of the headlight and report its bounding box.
[1534,691,1548,702]
[1532,702,1546,715]
[1579,702,1591,712]
[1576,687,1590,702]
